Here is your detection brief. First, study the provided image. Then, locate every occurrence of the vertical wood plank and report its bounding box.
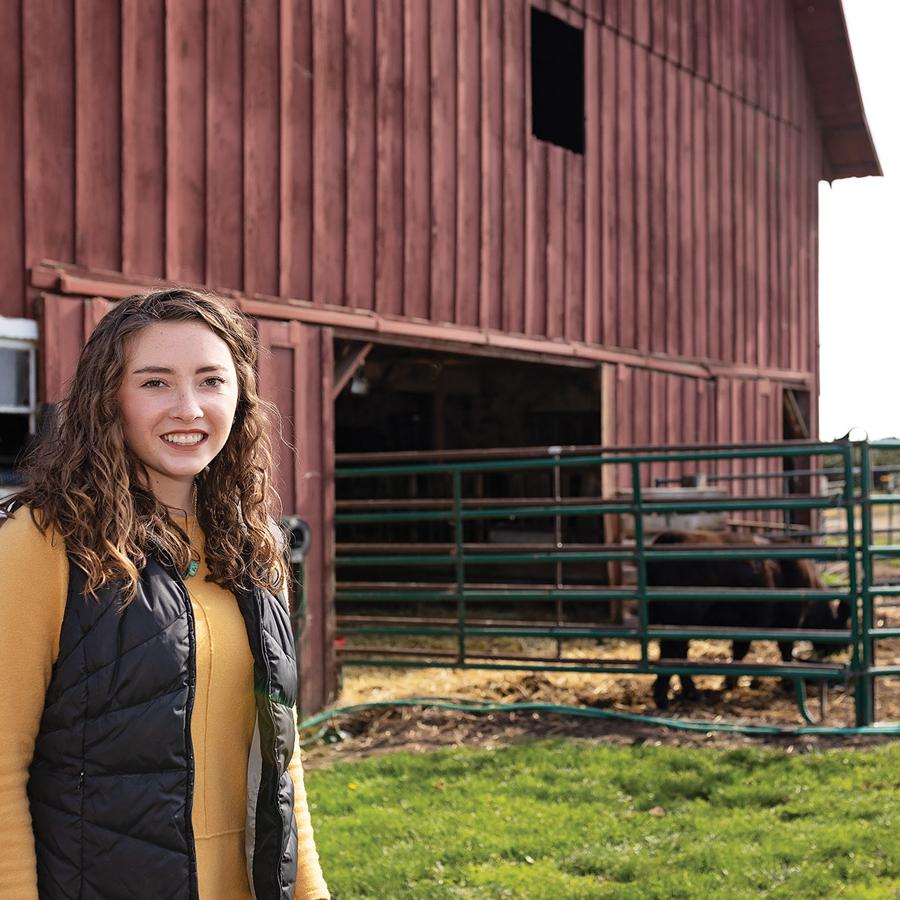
[429,0,456,324]
[732,93,745,363]
[122,0,164,278]
[546,147,565,339]
[0,0,24,316]
[693,0,709,80]
[733,0,745,102]
[207,0,243,290]
[524,1,544,337]
[526,137,548,336]
[23,0,75,270]
[719,88,733,364]
[692,77,706,359]
[244,0,280,296]
[75,0,121,271]
[755,110,768,371]
[584,16,601,345]
[375,0,404,317]
[649,371,664,483]
[633,45,650,354]
[664,57,679,354]
[616,36,634,348]
[312,0,346,305]
[616,0,634,39]
[165,0,206,283]
[39,295,87,401]
[679,0,693,72]
[502,0,525,334]
[696,376,708,448]
[633,0,650,47]
[648,53,666,354]
[737,104,757,364]
[786,119,797,372]
[478,0,502,329]
[665,0,681,68]
[345,0,376,309]
[706,80,720,362]
[677,66,693,357]
[403,0,430,319]
[707,0,720,85]
[719,0,733,97]
[650,0,666,57]
[797,128,810,376]
[456,0,480,326]
[564,154,585,342]
[633,368,649,453]
[769,114,780,372]
[600,26,617,346]
[776,116,791,369]
[280,0,313,299]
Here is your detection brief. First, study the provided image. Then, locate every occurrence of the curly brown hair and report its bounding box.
[2,288,289,601]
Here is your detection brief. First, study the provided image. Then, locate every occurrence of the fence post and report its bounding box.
[842,444,865,726]
[858,442,875,725]
[452,469,466,665]
[631,460,649,669]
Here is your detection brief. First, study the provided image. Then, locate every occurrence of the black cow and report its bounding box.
[646,530,846,709]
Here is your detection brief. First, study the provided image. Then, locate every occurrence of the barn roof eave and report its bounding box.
[792,0,882,179]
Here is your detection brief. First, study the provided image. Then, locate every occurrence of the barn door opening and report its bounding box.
[332,341,605,627]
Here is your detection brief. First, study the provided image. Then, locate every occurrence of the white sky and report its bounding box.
[818,0,900,439]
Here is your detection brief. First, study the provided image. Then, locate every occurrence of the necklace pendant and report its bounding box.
[186,560,200,578]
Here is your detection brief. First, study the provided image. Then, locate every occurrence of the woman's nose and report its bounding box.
[171,388,203,420]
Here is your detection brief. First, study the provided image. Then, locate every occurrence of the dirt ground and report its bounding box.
[302,605,900,769]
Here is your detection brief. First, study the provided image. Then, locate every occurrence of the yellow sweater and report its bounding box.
[0,506,329,900]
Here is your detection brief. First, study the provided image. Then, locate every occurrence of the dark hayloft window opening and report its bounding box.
[530,7,584,154]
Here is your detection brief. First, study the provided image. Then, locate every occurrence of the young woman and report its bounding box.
[0,289,329,899]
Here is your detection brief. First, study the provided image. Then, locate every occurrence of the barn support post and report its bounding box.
[256,319,338,717]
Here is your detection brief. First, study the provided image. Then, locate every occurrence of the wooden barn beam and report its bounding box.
[30,260,814,386]
[332,341,373,400]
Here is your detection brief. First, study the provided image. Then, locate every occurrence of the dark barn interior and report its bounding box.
[333,343,610,621]
[334,343,600,455]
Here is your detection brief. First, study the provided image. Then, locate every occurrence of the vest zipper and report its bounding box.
[254,586,286,898]
[170,563,199,900]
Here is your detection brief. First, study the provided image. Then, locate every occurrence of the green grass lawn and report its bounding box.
[306,739,900,899]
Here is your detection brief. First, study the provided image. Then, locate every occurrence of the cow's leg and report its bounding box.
[652,674,671,709]
[659,639,699,703]
[679,673,699,701]
[778,640,796,692]
[725,640,751,690]
[654,638,690,708]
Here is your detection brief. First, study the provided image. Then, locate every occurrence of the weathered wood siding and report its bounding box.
[4,0,823,384]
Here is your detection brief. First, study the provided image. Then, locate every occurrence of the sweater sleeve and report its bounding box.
[0,507,69,899]
[288,707,330,900]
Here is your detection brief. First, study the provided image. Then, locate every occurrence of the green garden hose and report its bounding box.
[299,697,900,738]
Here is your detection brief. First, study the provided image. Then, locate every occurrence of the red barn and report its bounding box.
[0,0,879,711]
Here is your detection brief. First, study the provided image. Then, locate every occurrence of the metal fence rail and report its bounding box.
[328,439,898,727]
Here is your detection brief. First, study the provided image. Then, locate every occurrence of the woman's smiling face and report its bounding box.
[117,321,240,509]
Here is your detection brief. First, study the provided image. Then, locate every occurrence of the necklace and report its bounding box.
[184,485,200,579]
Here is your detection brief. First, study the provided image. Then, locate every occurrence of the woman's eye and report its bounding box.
[203,376,226,388]
[140,379,165,388]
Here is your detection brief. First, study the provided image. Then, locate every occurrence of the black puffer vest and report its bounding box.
[26,545,299,900]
